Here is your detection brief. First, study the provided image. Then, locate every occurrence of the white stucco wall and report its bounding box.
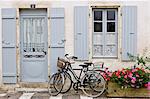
[0,0,150,84]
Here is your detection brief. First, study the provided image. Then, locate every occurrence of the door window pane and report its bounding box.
[94,11,102,21]
[93,45,103,56]
[94,22,102,32]
[107,22,115,32]
[105,45,116,56]
[107,11,115,20]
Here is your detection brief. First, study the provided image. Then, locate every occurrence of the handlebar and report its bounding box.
[65,54,78,60]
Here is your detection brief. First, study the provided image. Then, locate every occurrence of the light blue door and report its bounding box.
[20,9,48,82]
[50,8,65,74]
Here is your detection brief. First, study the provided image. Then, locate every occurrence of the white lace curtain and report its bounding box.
[23,17,45,52]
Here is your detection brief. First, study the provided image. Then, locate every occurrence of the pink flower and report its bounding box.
[132,77,136,81]
[148,82,150,90]
[132,69,137,72]
[118,75,121,78]
[131,77,136,83]
[108,72,112,77]
[136,74,139,77]
[131,79,135,83]
[124,75,127,79]
[128,72,133,78]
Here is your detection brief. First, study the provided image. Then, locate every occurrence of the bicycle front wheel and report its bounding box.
[61,72,72,93]
[48,72,64,96]
[81,71,106,97]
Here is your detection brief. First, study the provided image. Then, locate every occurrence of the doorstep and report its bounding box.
[15,88,48,93]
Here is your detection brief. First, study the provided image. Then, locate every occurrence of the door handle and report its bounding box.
[77,33,82,35]
[130,32,134,34]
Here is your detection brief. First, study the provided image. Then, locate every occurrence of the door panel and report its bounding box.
[20,9,48,82]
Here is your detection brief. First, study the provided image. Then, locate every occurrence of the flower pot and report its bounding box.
[107,81,150,97]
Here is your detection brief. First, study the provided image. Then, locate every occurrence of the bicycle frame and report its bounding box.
[65,63,84,83]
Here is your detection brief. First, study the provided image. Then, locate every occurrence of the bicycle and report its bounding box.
[55,54,106,97]
[48,57,69,96]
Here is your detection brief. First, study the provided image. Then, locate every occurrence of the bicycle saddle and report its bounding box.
[79,64,88,68]
[84,62,93,66]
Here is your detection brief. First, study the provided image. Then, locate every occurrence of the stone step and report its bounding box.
[19,82,48,88]
[15,88,48,93]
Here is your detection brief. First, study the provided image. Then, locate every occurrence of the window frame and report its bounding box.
[92,8,118,58]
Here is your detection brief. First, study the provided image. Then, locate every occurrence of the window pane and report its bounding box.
[94,22,102,32]
[107,11,115,20]
[107,22,115,32]
[94,11,102,21]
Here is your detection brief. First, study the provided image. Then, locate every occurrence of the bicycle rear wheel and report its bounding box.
[48,72,64,96]
[81,71,106,97]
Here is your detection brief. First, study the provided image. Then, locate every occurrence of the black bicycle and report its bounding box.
[48,54,106,97]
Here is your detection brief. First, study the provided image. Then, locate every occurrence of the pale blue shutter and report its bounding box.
[122,6,137,61]
[74,6,89,60]
[50,8,65,74]
[2,8,17,83]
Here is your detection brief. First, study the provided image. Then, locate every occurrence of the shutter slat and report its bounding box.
[122,6,137,61]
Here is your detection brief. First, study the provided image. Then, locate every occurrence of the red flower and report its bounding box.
[144,83,148,87]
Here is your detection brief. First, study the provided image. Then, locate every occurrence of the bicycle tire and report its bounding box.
[60,72,72,93]
[48,72,64,96]
[81,71,106,97]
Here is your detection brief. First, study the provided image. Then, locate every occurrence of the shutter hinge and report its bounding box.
[120,48,122,54]
[120,13,122,16]
[89,13,90,17]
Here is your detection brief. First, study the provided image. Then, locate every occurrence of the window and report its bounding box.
[93,9,118,58]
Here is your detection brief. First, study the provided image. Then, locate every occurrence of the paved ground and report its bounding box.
[0,92,149,99]
[0,92,106,99]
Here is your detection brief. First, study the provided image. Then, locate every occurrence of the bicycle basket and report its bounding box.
[57,57,68,69]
